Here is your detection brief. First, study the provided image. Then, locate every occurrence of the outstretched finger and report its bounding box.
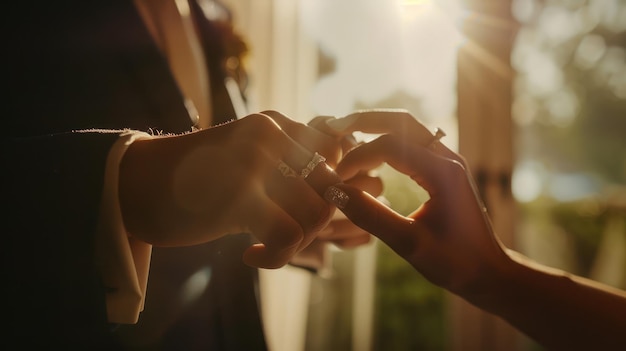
[344,172,384,197]
[335,135,462,196]
[323,109,430,141]
[323,183,417,256]
[322,110,464,164]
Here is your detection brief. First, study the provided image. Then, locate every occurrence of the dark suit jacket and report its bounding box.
[4,1,266,349]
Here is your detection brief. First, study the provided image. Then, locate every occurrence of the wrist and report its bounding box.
[459,247,519,315]
[118,130,210,245]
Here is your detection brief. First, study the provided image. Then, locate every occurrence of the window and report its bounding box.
[224,0,625,350]
[511,2,626,350]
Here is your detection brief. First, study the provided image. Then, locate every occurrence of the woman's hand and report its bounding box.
[305,113,384,249]
[118,112,341,269]
[262,110,377,250]
[318,109,626,350]
[320,109,510,296]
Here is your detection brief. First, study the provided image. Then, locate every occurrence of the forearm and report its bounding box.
[468,249,626,350]
[118,132,201,244]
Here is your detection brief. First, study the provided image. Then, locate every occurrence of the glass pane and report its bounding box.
[511,0,626,304]
[299,0,463,349]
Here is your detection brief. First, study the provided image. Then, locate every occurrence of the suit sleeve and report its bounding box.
[95,130,155,325]
[4,129,125,344]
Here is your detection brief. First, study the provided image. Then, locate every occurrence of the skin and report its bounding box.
[264,110,381,250]
[320,109,626,350]
[307,113,383,248]
[118,110,375,269]
[120,112,323,268]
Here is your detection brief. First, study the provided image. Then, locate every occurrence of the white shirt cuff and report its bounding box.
[95,130,154,324]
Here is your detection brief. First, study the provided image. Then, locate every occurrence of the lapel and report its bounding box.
[188,0,241,125]
[6,0,197,136]
[110,0,197,132]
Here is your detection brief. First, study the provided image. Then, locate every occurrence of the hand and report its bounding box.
[118,112,341,269]
[256,110,374,249]
[306,113,386,249]
[321,109,510,296]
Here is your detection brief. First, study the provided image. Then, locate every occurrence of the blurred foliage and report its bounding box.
[549,199,610,274]
[369,0,626,349]
[371,165,447,351]
[513,0,626,184]
[516,189,626,294]
[373,243,447,351]
[309,1,625,350]
[556,196,623,275]
[513,0,626,283]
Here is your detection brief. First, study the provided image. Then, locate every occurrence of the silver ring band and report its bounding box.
[300,152,326,179]
[278,152,327,179]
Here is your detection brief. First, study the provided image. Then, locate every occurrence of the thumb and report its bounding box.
[324,184,417,255]
[242,244,291,269]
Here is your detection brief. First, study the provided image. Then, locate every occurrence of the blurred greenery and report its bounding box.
[373,243,447,351]
[370,0,626,349]
[371,165,447,351]
[549,199,611,275]
[307,1,625,350]
[518,193,626,280]
[513,0,626,281]
[513,0,626,184]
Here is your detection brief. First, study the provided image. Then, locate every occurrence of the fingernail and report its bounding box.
[325,114,357,132]
[324,186,350,209]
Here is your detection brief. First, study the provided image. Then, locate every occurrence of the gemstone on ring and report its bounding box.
[324,186,350,209]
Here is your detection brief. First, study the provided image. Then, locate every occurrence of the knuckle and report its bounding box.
[240,113,281,136]
[447,160,469,184]
[248,114,283,141]
[259,109,282,118]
